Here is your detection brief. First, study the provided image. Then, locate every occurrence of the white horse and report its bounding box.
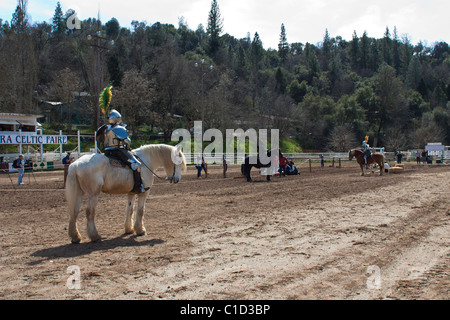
[65,144,186,244]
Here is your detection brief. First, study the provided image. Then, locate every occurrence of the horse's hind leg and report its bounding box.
[68,193,82,244]
[378,161,383,176]
[124,194,136,234]
[86,195,101,242]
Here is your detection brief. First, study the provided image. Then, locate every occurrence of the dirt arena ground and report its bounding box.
[0,160,449,300]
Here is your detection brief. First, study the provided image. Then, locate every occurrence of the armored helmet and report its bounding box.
[108,109,122,124]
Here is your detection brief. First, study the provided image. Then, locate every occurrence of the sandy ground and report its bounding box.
[0,160,449,300]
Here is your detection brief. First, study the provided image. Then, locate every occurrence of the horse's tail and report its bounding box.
[65,163,83,237]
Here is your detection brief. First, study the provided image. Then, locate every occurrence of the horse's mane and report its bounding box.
[134,144,187,171]
[351,148,363,154]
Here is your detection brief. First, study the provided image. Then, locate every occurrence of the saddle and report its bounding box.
[363,150,372,158]
[105,150,129,169]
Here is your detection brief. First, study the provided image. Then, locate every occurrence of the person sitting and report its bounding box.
[286,160,299,175]
[96,109,148,194]
[362,137,372,166]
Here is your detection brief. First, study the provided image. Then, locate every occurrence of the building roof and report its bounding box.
[0,113,43,126]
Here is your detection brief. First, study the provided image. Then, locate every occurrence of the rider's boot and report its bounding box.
[129,157,149,193]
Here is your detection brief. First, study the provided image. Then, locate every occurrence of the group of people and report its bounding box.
[278,155,299,176]
[415,150,430,164]
[195,154,300,180]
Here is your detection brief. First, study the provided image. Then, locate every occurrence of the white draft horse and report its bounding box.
[66,144,186,244]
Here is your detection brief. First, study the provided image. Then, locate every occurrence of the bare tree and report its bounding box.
[413,125,446,149]
[327,124,358,152]
[384,126,409,151]
[49,67,82,134]
[113,69,154,138]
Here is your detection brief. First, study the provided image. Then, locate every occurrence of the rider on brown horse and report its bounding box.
[362,139,372,165]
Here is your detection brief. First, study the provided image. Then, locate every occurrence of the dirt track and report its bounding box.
[0,161,449,300]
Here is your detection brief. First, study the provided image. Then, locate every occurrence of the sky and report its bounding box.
[0,0,449,49]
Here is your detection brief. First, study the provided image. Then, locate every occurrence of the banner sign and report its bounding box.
[0,134,68,145]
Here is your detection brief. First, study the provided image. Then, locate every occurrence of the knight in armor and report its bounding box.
[96,85,148,194]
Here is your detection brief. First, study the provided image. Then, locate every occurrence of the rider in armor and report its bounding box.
[97,109,149,194]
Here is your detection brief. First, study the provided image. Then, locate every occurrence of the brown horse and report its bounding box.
[349,149,384,176]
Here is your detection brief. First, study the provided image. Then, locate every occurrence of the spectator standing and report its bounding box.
[279,155,288,176]
[196,156,203,178]
[415,151,421,164]
[62,152,73,188]
[396,152,403,164]
[202,157,208,178]
[17,155,25,185]
[421,150,427,164]
[196,156,207,178]
[222,154,228,178]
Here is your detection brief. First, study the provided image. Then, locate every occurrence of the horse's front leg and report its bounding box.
[86,195,101,242]
[134,193,149,236]
[124,194,136,234]
[360,164,365,176]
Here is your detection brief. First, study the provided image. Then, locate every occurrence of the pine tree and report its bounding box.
[359,31,369,69]
[321,28,331,71]
[392,26,401,72]
[382,26,392,65]
[52,2,65,35]
[250,32,264,68]
[11,0,28,33]
[350,31,359,70]
[278,23,289,64]
[206,0,223,57]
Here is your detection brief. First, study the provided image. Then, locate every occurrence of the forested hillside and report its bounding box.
[1,0,449,151]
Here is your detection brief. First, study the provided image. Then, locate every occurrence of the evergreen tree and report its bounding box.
[107,55,124,88]
[350,31,359,70]
[11,0,28,33]
[250,32,264,68]
[278,23,289,64]
[275,67,287,94]
[52,2,65,35]
[382,26,392,65]
[405,55,422,90]
[369,38,381,72]
[392,26,401,72]
[206,0,223,57]
[359,31,369,70]
[321,28,331,71]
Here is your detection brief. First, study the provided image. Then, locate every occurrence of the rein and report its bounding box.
[133,153,176,182]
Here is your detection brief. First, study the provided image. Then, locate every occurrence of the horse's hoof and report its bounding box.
[71,238,81,244]
[89,235,102,243]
